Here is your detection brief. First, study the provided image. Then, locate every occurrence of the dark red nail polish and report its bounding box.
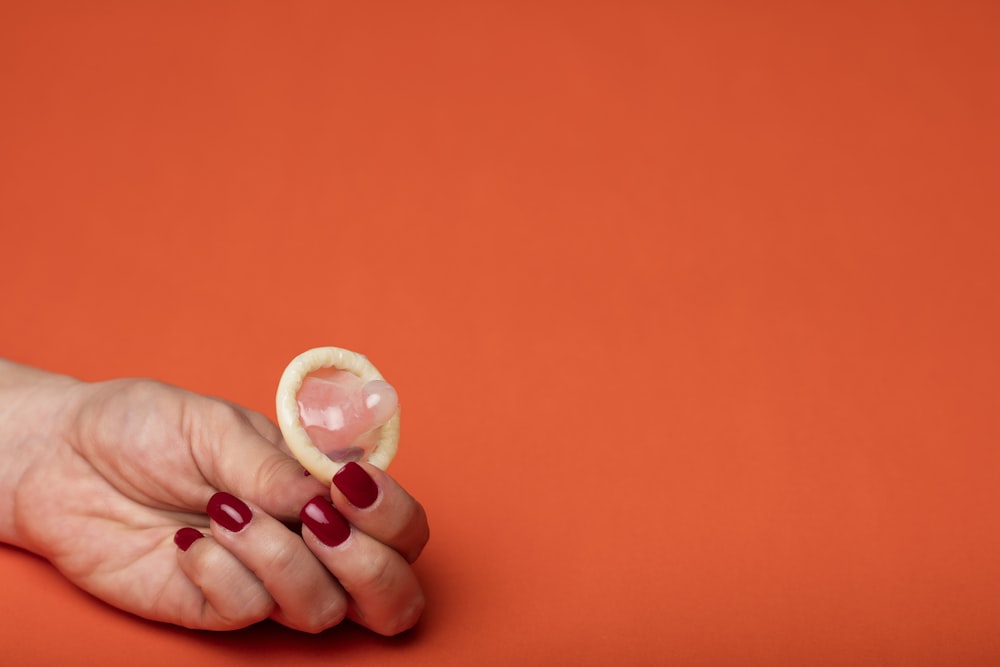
[207,492,252,533]
[333,462,379,509]
[300,496,351,547]
[174,527,204,551]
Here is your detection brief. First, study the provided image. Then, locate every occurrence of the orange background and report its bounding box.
[1,2,998,665]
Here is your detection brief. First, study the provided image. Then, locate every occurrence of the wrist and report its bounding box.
[0,359,82,547]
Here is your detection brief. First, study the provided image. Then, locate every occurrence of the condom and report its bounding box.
[276,347,400,483]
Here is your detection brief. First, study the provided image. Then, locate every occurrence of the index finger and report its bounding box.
[327,462,429,563]
[189,398,328,521]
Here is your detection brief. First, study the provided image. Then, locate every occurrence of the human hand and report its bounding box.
[5,370,428,634]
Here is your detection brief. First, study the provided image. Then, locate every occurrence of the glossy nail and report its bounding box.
[207,492,252,533]
[174,527,204,552]
[333,462,379,509]
[300,496,351,547]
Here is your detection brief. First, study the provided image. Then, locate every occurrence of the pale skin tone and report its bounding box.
[0,359,428,634]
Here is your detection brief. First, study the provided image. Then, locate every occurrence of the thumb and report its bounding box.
[189,400,327,521]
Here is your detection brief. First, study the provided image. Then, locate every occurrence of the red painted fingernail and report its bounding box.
[333,462,379,509]
[174,527,204,552]
[207,492,252,533]
[300,496,351,547]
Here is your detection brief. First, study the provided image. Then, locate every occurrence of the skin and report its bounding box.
[0,359,428,635]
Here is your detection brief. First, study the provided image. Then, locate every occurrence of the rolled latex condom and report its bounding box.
[276,347,400,484]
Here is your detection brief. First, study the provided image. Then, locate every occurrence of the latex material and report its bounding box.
[296,368,399,463]
[275,346,401,482]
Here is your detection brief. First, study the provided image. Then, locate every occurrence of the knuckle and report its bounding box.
[257,539,348,634]
[261,537,303,580]
[115,377,165,402]
[193,547,275,630]
[254,451,297,496]
[348,550,396,594]
[300,597,348,634]
[403,502,430,563]
[205,586,274,630]
[382,591,426,636]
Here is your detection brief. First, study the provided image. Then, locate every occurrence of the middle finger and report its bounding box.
[299,495,425,636]
[205,491,348,633]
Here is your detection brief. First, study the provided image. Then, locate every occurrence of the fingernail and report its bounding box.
[333,462,379,509]
[300,496,351,547]
[174,527,204,551]
[207,492,252,533]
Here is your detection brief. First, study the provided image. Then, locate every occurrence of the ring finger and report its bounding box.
[203,491,349,633]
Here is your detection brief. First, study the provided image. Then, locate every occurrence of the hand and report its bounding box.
[4,368,428,634]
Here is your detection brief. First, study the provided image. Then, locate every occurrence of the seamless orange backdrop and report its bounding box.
[1,2,998,665]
